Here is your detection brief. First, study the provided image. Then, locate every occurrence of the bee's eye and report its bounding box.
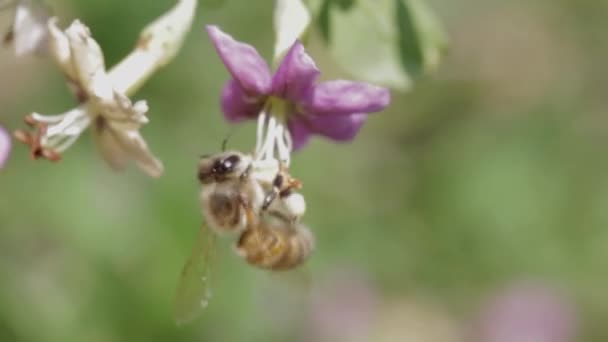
[221,154,241,172]
[211,160,223,173]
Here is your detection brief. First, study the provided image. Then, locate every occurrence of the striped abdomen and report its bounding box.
[236,222,314,271]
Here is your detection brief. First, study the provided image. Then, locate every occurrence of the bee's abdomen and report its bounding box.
[236,224,314,271]
[272,225,314,270]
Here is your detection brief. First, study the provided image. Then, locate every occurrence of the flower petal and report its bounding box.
[100,93,149,128]
[112,128,164,178]
[48,18,78,80]
[93,118,129,172]
[206,25,272,95]
[221,79,265,123]
[0,125,11,168]
[308,112,368,141]
[65,20,113,101]
[271,40,319,101]
[93,116,163,178]
[288,112,368,150]
[287,115,312,150]
[306,81,390,116]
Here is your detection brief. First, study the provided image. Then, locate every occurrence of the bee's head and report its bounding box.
[197,151,249,184]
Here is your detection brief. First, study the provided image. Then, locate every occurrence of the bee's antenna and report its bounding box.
[221,128,237,152]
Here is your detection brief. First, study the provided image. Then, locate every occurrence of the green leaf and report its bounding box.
[318,0,332,41]
[312,0,447,91]
[334,0,355,10]
[396,0,447,79]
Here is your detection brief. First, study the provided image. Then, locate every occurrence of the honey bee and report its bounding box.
[173,150,309,324]
[236,203,314,271]
[197,151,305,234]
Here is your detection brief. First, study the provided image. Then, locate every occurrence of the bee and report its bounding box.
[236,202,314,271]
[173,151,308,324]
[197,151,305,234]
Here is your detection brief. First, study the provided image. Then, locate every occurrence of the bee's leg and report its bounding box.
[262,173,283,210]
[239,163,252,182]
[238,194,264,247]
[238,194,255,227]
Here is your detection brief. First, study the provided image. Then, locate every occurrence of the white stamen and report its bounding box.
[31,112,69,124]
[283,126,293,163]
[255,110,267,154]
[37,108,92,152]
[51,133,80,153]
[259,115,277,161]
[276,125,290,166]
[254,109,294,166]
[44,108,86,136]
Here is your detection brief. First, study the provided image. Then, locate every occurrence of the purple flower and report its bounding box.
[206,25,391,150]
[0,125,11,168]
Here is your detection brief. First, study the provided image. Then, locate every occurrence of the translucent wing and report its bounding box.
[173,222,216,325]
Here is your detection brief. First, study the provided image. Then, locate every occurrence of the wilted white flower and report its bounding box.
[2,0,50,56]
[14,0,197,177]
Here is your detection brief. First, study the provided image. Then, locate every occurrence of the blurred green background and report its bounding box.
[1,0,608,341]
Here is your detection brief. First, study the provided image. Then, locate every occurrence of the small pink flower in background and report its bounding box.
[472,281,578,342]
[304,269,379,342]
[207,25,390,150]
[0,125,11,168]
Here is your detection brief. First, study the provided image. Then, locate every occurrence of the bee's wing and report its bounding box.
[173,222,217,325]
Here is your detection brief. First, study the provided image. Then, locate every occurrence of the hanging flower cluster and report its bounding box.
[6,0,197,177]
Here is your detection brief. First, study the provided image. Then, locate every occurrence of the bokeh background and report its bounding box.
[1,0,607,341]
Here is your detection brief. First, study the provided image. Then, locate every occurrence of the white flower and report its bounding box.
[3,0,50,56]
[14,0,198,177]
